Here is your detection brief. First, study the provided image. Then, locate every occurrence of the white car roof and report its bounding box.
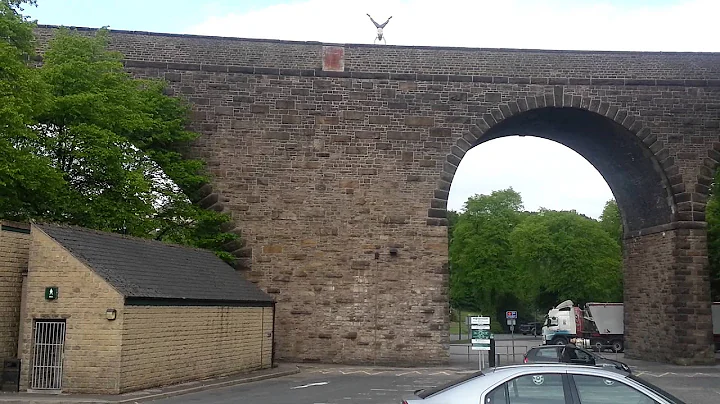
[412,364,631,403]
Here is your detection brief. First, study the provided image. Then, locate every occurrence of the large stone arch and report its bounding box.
[429,97,677,229]
[428,98,715,365]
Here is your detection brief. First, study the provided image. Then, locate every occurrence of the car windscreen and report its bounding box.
[416,371,484,398]
[628,375,687,404]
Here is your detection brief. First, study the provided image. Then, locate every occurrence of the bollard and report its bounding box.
[489,337,496,367]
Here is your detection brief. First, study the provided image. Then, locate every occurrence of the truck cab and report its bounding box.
[541,300,577,345]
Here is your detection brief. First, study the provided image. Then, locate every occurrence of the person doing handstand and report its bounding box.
[367,14,392,44]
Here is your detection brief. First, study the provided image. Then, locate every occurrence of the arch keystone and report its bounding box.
[571,95,582,108]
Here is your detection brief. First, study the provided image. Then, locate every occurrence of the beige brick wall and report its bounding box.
[120,305,274,393]
[0,222,30,364]
[20,226,125,394]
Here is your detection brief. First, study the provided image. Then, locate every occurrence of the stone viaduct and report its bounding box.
[35,26,720,366]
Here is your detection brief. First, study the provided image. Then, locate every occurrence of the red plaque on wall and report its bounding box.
[322,46,345,72]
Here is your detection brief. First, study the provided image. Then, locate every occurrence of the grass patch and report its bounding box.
[449,321,469,338]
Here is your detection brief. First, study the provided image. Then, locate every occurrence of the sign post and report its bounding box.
[506,311,517,362]
[470,316,491,370]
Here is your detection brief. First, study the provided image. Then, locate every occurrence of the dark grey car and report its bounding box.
[523,344,631,373]
[519,322,543,335]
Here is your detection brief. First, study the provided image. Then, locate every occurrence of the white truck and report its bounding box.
[541,300,625,352]
[542,301,720,353]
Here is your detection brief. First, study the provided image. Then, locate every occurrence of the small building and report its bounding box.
[13,223,275,394]
[0,221,31,392]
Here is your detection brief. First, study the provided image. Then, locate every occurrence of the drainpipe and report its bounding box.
[271,302,277,367]
[16,270,28,358]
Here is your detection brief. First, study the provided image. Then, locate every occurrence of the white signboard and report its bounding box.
[470,316,491,351]
[470,316,490,325]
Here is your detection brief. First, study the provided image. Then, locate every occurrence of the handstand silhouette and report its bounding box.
[367,14,392,44]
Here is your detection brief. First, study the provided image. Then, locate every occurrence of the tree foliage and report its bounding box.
[449,188,624,322]
[599,199,622,246]
[1,5,68,223]
[510,209,623,308]
[449,189,524,315]
[706,168,720,300]
[0,4,238,262]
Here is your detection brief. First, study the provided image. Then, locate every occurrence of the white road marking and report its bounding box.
[291,381,329,389]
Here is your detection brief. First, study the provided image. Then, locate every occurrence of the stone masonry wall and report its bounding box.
[33,26,720,80]
[624,230,677,362]
[31,26,720,365]
[624,227,715,365]
[138,69,717,364]
[20,226,124,394]
[0,222,30,365]
[120,306,273,393]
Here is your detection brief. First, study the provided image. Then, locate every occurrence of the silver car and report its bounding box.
[402,363,685,404]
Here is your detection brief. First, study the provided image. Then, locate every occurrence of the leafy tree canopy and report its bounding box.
[706,169,720,300]
[449,188,524,315]
[0,4,238,262]
[599,199,622,246]
[449,189,624,322]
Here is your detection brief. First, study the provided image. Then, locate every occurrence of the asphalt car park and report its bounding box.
[152,363,720,404]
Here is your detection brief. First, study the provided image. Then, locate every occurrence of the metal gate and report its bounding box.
[30,320,66,390]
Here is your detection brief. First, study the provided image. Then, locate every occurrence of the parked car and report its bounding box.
[401,363,685,404]
[523,344,631,374]
[519,322,543,335]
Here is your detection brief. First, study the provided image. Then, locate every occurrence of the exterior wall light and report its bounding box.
[106,309,117,321]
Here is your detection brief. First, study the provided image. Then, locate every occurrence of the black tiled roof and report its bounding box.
[35,223,274,304]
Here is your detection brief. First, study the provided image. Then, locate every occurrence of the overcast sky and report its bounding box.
[26,0,720,219]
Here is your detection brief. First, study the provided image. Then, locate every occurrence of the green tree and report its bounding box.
[35,28,237,260]
[0,1,36,54]
[0,16,238,262]
[706,169,720,300]
[449,188,524,315]
[599,199,622,246]
[510,209,623,307]
[0,0,68,220]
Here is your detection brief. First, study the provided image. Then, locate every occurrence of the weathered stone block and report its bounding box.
[405,116,434,127]
[250,104,270,114]
[387,132,420,141]
[369,116,391,125]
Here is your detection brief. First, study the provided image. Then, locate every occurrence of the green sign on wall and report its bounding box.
[45,287,58,300]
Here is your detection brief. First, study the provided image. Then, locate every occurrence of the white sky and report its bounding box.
[184,0,719,219]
